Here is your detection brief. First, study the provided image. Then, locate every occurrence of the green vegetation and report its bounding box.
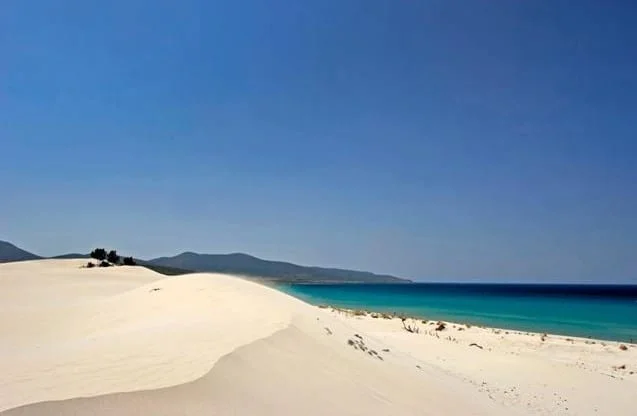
[90,248,107,261]
[107,250,120,264]
[122,256,136,266]
[89,248,135,268]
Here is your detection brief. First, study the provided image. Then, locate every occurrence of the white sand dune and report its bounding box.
[1,260,634,415]
[1,259,509,415]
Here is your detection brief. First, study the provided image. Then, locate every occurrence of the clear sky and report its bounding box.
[1,1,636,283]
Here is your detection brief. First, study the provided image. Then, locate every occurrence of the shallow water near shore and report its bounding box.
[278,283,637,343]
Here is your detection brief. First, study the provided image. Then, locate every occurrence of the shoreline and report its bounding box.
[318,304,637,414]
[278,282,637,344]
[318,305,637,346]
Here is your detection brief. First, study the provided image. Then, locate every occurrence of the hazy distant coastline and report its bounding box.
[0,240,409,284]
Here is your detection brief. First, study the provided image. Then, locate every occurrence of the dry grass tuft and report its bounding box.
[401,316,420,334]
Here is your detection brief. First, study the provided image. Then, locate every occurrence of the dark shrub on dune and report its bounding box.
[86,262,95,268]
[99,261,111,268]
[107,250,120,264]
[90,248,107,261]
[122,256,136,266]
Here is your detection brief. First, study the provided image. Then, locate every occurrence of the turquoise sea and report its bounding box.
[279,283,637,343]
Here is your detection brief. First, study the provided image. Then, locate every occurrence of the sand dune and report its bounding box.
[1,260,634,415]
[1,260,293,411]
[1,259,510,415]
[2,324,505,416]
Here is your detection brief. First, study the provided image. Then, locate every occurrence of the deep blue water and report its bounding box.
[278,283,637,343]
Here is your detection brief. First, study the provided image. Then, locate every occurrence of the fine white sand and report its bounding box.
[324,307,637,415]
[0,260,634,415]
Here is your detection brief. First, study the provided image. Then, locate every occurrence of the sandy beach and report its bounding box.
[1,259,635,415]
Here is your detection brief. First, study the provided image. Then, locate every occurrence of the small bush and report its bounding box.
[86,262,95,268]
[90,248,107,261]
[122,256,136,266]
[107,250,120,264]
[99,261,111,268]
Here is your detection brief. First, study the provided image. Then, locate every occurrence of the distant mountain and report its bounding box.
[0,239,410,283]
[0,240,42,263]
[51,253,91,259]
[137,261,195,276]
[147,252,410,283]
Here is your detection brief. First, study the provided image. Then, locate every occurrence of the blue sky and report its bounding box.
[1,1,636,282]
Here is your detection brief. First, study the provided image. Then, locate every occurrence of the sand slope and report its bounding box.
[325,307,637,415]
[1,260,510,415]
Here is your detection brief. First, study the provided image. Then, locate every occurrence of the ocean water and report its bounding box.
[278,283,637,343]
